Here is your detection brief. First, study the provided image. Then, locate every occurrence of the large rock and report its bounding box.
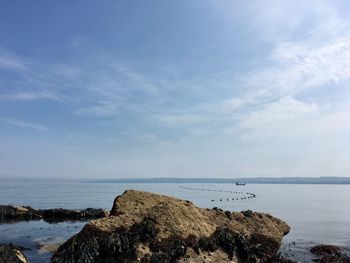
[52,190,290,263]
[0,244,28,263]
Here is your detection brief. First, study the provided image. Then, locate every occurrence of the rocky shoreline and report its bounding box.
[1,190,349,262]
[0,205,109,223]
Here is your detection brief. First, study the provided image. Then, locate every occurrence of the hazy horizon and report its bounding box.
[1,0,350,179]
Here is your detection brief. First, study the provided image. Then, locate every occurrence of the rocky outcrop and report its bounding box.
[39,208,109,222]
[0,205,41,221]
[0,205,108,223]
[0,244,28,263]
[52,190,290,263]
[310,244,350,263]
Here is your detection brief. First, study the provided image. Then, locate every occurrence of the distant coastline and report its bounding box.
[81,176,350,184]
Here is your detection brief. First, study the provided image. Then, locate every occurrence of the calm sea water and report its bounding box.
[0,182,349,262]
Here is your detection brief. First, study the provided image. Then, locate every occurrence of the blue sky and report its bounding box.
[1,0,350,179]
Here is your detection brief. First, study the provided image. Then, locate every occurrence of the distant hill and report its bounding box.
[82,177,350,184]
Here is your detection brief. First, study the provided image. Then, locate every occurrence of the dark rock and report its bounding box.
[224,211,232,219]
[0,244,28,263]
[243,233,281,262]
[241,210,253,218]
[52,189,290,263]
[270,253,298,263]
[0,205,41,222]
[40,208,108,222]
[310,244,350,263]
[0,205,108,223]
[310,244,342,257]
[319,254,350,263]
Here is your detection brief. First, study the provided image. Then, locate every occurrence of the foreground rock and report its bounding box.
[0,205,108,223]
[52,190,290,263]
[310,244,350,263]
[0,244,28,263]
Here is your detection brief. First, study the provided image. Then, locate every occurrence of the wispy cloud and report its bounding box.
[75,101,120,117]
[234,108,350,141]
[237,34,350,106]
[217,32,350,141]
[0,56,26,71]
[0,91,59,101]
[1,1,350,142]
[239,97,318,128]
[156,113,209,127]
[0,48,27,72]
[0,118,49,131]
[2,0,350,178]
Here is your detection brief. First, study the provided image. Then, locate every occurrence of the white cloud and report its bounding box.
[2,1,350,178]
[0,51,26,71]
[240,97,318,128]
[0,91,59,101]
[0,57,25,71]
[156,113,209,127]
[243,35,350,103]
[75,101,120,117]
[216,30,350,142]
[233,99,350,141]
[220,98,249,113]
[0,118,48,131]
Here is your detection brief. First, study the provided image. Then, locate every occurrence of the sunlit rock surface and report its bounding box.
[52,190,290,263]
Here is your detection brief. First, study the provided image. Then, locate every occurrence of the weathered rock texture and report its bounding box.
[0,205,41,221]
[0,244,28,263]
[52,190,290,263]
[310,244,350,263]
[0,205,108,223]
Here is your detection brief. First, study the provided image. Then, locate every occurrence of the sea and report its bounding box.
[0,181,349,262]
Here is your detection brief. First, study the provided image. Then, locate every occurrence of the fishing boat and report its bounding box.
[236,182,246,186]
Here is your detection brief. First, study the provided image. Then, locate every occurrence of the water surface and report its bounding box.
[1,182,349,262]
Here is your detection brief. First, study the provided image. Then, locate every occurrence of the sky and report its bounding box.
[0,0,350,179]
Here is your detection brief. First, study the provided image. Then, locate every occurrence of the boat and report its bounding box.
[236,182,246,186]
